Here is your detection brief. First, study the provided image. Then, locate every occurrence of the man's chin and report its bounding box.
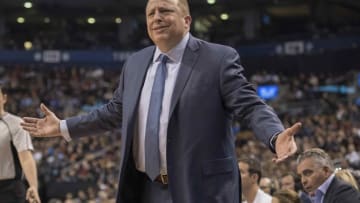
[152,36,170,44]
[305,189,314,195]
[153,34,168,40]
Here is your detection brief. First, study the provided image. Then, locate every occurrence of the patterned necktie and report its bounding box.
[145,54,168,181]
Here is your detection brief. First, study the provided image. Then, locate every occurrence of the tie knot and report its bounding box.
[158,54,168,64]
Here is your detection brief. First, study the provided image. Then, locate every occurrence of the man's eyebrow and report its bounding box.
[302,169,313,174]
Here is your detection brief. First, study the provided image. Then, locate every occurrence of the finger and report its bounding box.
[273,154,288,163]
[21,125,37,132]
[20,121,37,128]
[21,126,41,136]
[33,193,40,203]
[274,144,297,163]
[26,189,31,200]
[287,122,302,136]
[40,103,52,116]
[290,143,298,154]
[22,117,39,123]
[31,196,38,203]
[28,189,39,203]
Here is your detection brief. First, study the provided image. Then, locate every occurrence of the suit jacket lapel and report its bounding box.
[125,37,199,128]
[323,177,337,203]
[120,46,154,180]
[126,46,155,137]
[169,35,199,117]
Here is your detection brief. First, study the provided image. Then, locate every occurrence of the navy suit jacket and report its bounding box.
[323,177,360,203]
[65,35,284,203]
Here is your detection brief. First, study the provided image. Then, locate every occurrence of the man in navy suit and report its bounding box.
[297,148,360,203]
[21,0,301,202]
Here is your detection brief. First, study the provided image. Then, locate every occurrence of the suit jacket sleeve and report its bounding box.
[220,47,284,147]
[65,67,125,137]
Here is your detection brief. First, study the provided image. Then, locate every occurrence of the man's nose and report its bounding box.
[154,10,162,20]
[300,176,306,184]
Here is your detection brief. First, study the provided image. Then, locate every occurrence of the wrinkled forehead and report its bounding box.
[146,0,179,11]
[147,0,178,7]
[297,158,317,171]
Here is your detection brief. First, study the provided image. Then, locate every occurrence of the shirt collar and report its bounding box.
[153,32,189,63]
[317,173,335,195]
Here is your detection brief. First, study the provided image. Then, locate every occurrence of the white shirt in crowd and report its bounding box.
[243,188,272,203]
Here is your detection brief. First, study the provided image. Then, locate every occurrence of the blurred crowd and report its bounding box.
[1,64,360,202]
[0,64,122,202]
[242,69,360,176]
[1,19,360,51]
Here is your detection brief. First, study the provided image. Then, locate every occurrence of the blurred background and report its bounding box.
[0,0,360,202]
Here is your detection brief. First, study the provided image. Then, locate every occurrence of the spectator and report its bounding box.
[260,177,274,195]
[239,157,273,203]
[272,189,301,203]
[335,168,359,190]
[296,148,360,203]
[280,172,311,203]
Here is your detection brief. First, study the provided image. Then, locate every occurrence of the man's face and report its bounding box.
[239,162,256,189]
[297,158,330,194]
[280,175,295,190]
[146,0,191,52]
[259,178,272,194]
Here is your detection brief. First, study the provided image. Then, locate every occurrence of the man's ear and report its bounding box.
[250,173,259,184]
[184,15,192,30]
[323,166,332,176]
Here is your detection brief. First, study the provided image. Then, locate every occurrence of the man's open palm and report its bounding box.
[21,103,61,137]
[273,122,302,163]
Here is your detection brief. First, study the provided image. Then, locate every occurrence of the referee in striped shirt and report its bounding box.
[0,85,40,203]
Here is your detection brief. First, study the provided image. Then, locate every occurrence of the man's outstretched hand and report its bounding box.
[273,122,302,163]
[21,103,61,138]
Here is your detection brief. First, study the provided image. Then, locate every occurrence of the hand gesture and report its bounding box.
[26,186,41,203]
[21,103,61,138]
[273,122,302,163]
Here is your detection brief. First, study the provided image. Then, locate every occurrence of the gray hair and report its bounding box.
[297,148,334,171]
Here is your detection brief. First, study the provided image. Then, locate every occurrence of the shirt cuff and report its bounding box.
[60,120,72,142]
[269,132,280,153]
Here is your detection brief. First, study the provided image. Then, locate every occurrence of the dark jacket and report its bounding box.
[66,35,284,203]
[323,177,360,203]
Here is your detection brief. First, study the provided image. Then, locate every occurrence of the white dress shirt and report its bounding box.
[60,33,190,175]
[310,173,335,203]
[242,189,272,203]
[134,33,189,174]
